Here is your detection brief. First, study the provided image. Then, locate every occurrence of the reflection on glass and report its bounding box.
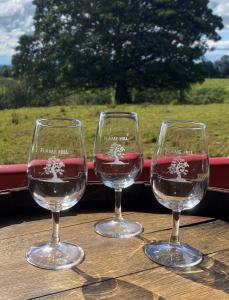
[26,118,87,270]
[93,112,144,238]
[145,120,209,267]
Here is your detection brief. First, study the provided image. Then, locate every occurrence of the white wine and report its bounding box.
[29,174,86,212]
[152,174,208,212]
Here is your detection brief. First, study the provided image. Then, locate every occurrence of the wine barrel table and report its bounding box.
[0,184,228,300]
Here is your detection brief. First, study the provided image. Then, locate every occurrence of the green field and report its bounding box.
[0,103,228,164]
[193,78,229,93]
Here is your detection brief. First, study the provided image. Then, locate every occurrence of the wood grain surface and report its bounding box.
[0,210,228,300]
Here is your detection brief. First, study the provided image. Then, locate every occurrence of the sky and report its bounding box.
[0,0,228,65]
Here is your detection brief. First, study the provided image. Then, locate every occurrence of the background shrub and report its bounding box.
[187,87,226,104]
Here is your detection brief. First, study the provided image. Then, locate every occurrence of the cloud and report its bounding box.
[206,1,229,60]
[212,0,229,16]
[206,47,229,61]
[209,0,229,32]
[214,1,229,31]
[208,39,229,50]
[206,30,229,60]
[0,0,32,17]
[0,0,34,61]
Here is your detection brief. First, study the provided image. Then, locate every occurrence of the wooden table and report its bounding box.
[0,190,228,300]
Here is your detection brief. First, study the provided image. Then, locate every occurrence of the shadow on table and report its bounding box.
[136,235,229,295]
[0,183,228,227]
[173,255,229,294]
[72,267,165,300]
[0,184,164,227]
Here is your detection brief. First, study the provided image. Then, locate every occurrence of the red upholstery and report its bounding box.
[0,158,228,190]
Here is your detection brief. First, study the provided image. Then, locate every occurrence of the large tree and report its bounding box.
[12,0,223,104]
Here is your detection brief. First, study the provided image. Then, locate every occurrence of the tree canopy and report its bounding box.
[12,0,223,104]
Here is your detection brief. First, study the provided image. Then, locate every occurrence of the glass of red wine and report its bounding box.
[93,112,144,238]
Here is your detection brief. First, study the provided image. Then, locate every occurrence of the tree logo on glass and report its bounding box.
[105,143,128,165]
[43,156,65,182]
[168,158,189,180]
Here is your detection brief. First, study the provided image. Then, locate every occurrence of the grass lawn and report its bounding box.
[0,103,228,164]
[193,78,229,93]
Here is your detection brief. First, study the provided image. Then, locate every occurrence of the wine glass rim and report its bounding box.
[36,118,82,128]
[100,111,137,117]
[163,120,206,130]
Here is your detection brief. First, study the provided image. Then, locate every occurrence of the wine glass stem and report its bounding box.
[51,211,60,244]
[170,211,181,244]
[115,189,123,221]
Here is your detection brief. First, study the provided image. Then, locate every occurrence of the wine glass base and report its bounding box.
[144,241,203,268]
[26,242,85,270]
[94,218,143,238]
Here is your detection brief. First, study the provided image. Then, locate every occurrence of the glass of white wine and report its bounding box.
[26,118,87,270]
[145,120,209,267]
[93,112,144,238]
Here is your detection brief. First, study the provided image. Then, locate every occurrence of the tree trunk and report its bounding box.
[115,79,131,104]
[178,89,186,103]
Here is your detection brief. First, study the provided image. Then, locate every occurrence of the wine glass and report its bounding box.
[26,118,87,270]
[93,112,144,238]
[145,120,209,267]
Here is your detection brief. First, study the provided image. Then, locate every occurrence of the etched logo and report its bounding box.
[39,148,69,155]
[168,158,189,180]
[105,143,128,165]
[43,156,65,181]
[104,135,128,142]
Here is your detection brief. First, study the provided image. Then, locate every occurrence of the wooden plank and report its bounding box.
[31,249,229,300]
[117,263,229,300]
[34,269,228,300]
[0,215,227,299]
[0,212,122,240]
[126,212,213,235]
[33,272,165,300]
[0,214,227,299]
[0,219,156,299]
[0,211,212,241]
[143,220,229,254]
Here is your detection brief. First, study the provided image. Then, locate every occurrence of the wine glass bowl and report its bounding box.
[94,152,142,190]
[93,112,144,238]
[145,120,209,267]
[26,118,87,270]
